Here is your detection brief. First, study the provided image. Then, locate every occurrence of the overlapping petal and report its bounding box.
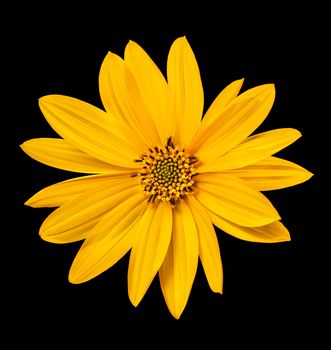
[39,178,140,242]
[167,37,204,146]
[195,173,280,227]
[189,84,275,161]
[198,128,301,173]
[188,197,223,293]
[128,202,172,306]
[99,52,159,147]
[21,138,135,174]
[226,156,313,191]
[69,193,146,283]
[210,211,291,243]
[125,41,171,144]
[202,78,244,126]
[39,95,143,167]
[25,174,132,208]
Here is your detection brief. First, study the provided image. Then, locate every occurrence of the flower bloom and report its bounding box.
[22,37,312,319]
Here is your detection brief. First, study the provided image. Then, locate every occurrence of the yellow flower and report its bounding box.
[21,37,313,319]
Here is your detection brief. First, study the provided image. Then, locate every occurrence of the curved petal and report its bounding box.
[25,174,133,208]
[41,217,100,244]
[128,202,172,306]
[159,201,199,319]
[167,37,204,146]
[69,193,146,283]
[20,138,137,174]
[39,95,142,168]
[125,41,171,144]
[202,78,244,126]
[198,128,302,173]
[39,177,140,240]
[99,52,128,122]
[189,84,275,162]
[195,174,280,227]
[188,197,223,293]
[99,52,157,148]
[226,156,314,191]
[209,211,291,243]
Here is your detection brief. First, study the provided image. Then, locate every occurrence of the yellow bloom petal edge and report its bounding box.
[22,36,313,319]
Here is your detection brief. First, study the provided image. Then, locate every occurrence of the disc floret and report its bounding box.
[136,137,197,206]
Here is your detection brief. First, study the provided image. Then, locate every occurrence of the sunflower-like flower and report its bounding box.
[21,37,312,319]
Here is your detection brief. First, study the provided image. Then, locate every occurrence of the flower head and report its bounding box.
[21,37,313,319]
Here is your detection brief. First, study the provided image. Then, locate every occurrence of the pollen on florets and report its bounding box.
[134,137,197,206]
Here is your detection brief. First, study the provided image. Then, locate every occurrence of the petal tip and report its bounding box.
[173,36,188,46]
[19,142,27,152]
[39,94,62,106]
[39,229,59,244]
[260,83,275,95]
[211,286,223,294]
[307,171,314,179]
[126,39,136,47]
[172,310,182,320]
[265,84,276,97]
[277,235,291,243]
[295,129,302,138]
[68,271,80,284]
[128,284,145,308]
[286,128,302,140]
[103,51,113,62]
[237,78,245,86]
[38,95,54,109]
[68,265,89,284]
[24,198,34,207]
[167,307,182,320]
[129,298,139,308]
[20,141,34,158]
[128,289,142,307]
[39,223,51,238]
[38,95,47,105]
[124,40,140,59]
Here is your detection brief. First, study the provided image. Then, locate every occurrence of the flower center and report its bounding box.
[133,137,197,206]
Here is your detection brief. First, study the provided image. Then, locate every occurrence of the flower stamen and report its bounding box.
[135,137,197,206]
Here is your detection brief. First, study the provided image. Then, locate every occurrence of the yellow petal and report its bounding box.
[198,128,302,173]
[210,211,291,242]
[20,138,136,174]
[124,60,162,146]
[25,174,132,208]
[202,78,244,126]
[226,156,314,191]
[99,52,156,148]
[167,37,204,146]
[190,84,275,162]
[41,217,100,244]
[69,193,146,283]
[125,41,171,144]
[99,52,127,121]
[195,174,280,227]
[188,197,223,293]
[128,202,172,306]
[39,177,139,240]
[39,95,142,168]
[159,201,199,319]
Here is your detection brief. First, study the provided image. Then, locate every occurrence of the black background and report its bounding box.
[11,3,327,343]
